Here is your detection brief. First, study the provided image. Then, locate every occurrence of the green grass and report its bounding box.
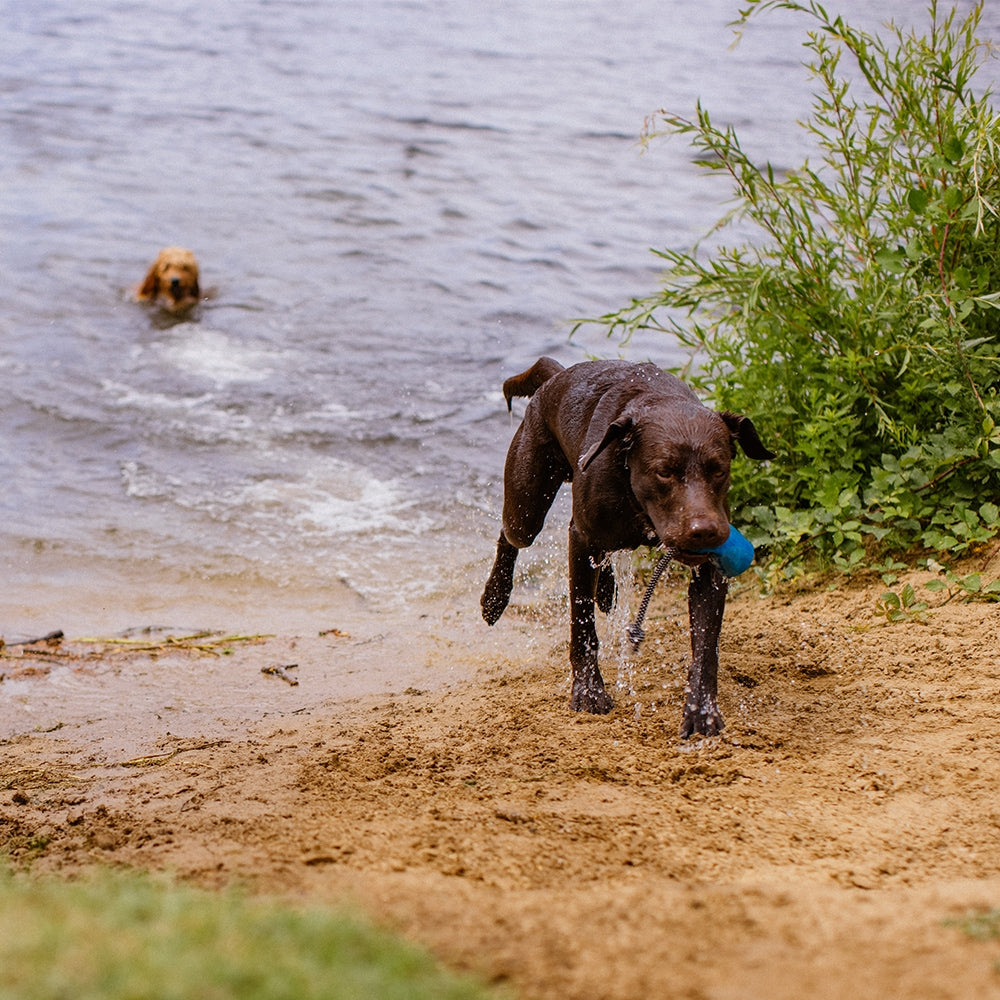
[946,908,1000,942]
[0,868,508,1000]
[944,908,1000,973]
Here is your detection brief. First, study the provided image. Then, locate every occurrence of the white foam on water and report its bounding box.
[158,328,283,386]
[238,463,431,538]
[119,459,176,501]
[101,381,215,414]
[102,379,258,446]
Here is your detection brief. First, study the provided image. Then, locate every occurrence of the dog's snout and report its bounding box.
[170,277,182,290]
[685,517,727,549]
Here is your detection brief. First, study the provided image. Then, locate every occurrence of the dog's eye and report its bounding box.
[656,466,682,482]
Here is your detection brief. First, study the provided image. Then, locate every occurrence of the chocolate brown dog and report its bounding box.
[481,357,774,737]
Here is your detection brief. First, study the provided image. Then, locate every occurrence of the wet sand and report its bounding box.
[3,566,1000,999]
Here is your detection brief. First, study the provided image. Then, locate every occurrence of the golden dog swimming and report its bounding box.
[136,246,201,313]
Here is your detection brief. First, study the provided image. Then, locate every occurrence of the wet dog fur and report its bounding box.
[136,246,201,314]
[481,356,774,737]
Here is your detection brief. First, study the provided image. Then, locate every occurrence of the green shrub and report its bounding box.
[591,0,1000,575]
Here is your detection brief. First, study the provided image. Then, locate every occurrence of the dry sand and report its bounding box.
[2,564,1000,999]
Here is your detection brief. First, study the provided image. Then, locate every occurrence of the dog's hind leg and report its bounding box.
[481,533,519,625]
[481,413,569,625]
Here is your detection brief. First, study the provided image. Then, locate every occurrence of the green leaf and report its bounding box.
[874,248,907,274]
[907,187,929,213]
[943,136,964,163]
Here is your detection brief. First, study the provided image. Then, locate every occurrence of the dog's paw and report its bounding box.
[480,586,509,625]
[680,700,724,739]
[570,680,614,715]
[481,537,518,625]
[480,566,514,625]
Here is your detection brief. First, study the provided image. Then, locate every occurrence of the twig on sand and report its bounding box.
[261,664,299,686]
[119,739,230,768]
[73,631,273,656]
[1,630,64,650]
[0,628,272,662]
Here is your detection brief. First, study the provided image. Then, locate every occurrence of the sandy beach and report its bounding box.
[3,565,1000,999]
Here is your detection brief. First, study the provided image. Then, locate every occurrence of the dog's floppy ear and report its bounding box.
[137,266,160,300]
[720,411,776,461]
[580,414,636,471]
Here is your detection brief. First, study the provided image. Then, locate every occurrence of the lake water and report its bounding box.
[1,0,990,642]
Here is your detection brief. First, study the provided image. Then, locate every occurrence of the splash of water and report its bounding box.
[602,551,639,699]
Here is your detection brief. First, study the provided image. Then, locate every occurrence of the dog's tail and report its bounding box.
[502,356,564,412]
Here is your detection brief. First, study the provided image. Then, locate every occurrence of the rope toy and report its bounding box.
[626,524,755,650]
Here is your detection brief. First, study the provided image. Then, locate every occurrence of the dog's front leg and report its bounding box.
[568,523,614,714]
[681,562,728,738]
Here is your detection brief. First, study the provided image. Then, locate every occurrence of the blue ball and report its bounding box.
[697,524,755,577]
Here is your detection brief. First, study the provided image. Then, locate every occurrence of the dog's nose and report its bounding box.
[170,277,181,291]
[685,518,726,548]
